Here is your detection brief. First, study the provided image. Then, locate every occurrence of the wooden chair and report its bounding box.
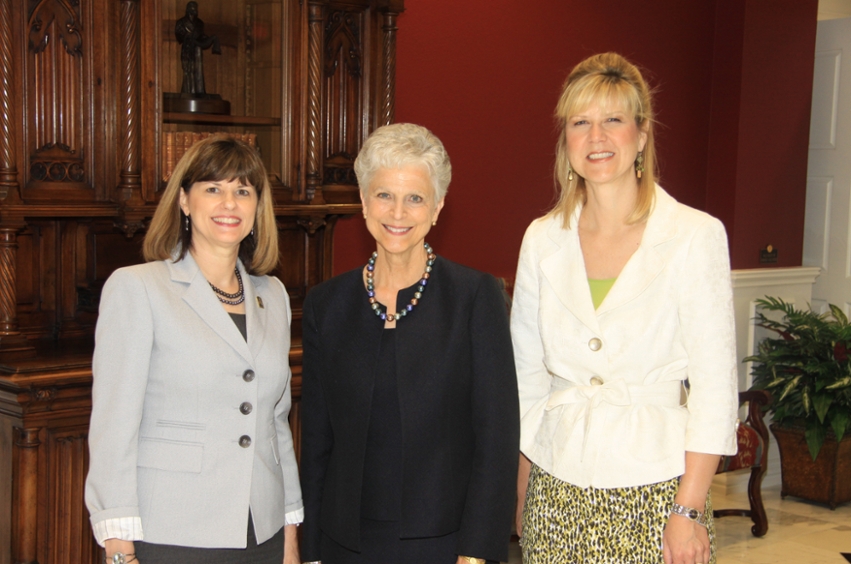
[713,389,772,537]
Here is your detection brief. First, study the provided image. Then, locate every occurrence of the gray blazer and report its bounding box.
[85,253,302,548]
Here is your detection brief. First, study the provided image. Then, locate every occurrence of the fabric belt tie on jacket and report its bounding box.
[544,378,683,462]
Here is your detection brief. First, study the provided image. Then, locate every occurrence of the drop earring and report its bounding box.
[567,163,574,182]
[635,152,644,179]
[185,215,190,232]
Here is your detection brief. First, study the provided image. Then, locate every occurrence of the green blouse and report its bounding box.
[588,277,617,310]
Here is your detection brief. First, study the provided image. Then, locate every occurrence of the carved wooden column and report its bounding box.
[117,0,142,206]
[0,227,18,336]
[296,215,328,289]
[306,2,326,204]
[379,11,398,127]
[50,430,97,564]
[0,0,33,356]
[0,225,33,355]
[12,427,40,564]
[0,406,14,564]
[320,215,340,280]
[0,0,20,204]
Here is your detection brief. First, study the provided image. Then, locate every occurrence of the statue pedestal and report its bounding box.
[163,92,230,115]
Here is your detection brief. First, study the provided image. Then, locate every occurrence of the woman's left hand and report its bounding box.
[664,451,718,564]
[283,524,300,564]
[662,516,710,564]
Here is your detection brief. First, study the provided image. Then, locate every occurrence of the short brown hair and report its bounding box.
[143,136,279,275]
[551,52,657,227]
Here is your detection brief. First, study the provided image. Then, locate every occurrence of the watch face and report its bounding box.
[112,554,125,564]
[687,509,699,520]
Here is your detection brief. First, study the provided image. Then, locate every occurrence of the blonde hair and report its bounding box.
[551,52,657,227]
[354,123,452,201]
[143,136,279,275]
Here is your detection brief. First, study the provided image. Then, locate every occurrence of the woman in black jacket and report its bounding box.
[300,123,519,564]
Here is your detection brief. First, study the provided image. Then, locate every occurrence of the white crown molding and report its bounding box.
[731,267,821,289]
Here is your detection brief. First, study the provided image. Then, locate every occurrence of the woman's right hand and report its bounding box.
[516,453,532,539]
[104,539,137,563]
[514,500,524,539]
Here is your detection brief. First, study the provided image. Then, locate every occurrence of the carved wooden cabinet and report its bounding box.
[0,1,403,562]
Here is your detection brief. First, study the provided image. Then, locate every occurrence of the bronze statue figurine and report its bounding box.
[175,1,220,95]
[164,1,230,114]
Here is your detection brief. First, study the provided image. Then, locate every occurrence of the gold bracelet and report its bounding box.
[460,557,485,564]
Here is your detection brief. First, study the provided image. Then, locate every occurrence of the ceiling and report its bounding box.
[819,0,851,19]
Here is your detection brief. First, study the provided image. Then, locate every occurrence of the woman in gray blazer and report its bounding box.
[85,137,303,564]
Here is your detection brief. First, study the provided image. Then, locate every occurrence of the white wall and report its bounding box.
[714,266,820,494]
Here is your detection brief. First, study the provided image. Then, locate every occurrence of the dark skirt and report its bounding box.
[319,518,459,564]
[134,514,284,564]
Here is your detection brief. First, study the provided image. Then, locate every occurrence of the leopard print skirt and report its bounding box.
[521,464,716,564]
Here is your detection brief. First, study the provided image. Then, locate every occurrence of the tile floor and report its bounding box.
[713,483,851,564]
[505,482,851,563]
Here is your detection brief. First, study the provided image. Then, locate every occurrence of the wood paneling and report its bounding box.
[48,428,97,564]
[0,1,404,561]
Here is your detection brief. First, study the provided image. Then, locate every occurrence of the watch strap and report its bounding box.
[670,502,708,526]
[106,553,136,564]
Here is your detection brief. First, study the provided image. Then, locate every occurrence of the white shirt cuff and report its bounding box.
[284,507,304,526]
[92,516,144,547]
[93,510,301,544]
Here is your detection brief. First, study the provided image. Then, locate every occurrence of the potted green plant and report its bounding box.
[745,297,851,509]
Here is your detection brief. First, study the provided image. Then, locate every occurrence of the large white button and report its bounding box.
[590,376,604,386]
[588,337,602,351]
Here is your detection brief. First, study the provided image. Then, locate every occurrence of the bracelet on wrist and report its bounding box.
[105,553,136,564]
[669,502,708,527]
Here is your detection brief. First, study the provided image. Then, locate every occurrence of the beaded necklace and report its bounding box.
[366,242,435,322]
[209,267,245,305]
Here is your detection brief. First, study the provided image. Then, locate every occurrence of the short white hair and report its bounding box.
[354,123,452,201]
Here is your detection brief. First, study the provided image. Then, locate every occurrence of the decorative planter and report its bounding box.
[771,423,851,509]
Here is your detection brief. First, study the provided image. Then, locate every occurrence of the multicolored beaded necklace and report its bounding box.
[366,242,435,322]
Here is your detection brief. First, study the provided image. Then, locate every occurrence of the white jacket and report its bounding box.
[511,185,738,488]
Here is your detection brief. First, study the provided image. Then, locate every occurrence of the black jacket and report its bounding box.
[300,256,519,562]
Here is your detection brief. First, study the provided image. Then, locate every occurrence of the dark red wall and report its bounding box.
[333,0,818,277]
[707,0,818,268]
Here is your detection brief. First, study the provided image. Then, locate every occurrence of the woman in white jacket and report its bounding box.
[511,53,738,564]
